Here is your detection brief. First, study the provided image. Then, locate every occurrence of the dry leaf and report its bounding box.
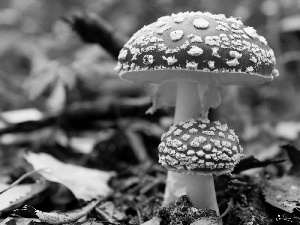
[14,199,101,224]
[25,152,116,201]
[263,145,300,213]
[0,217,40,225]
[263,176,300,213]
[0,179,49,212]
[95,201,126,222]
[0,108,43,124]
[141,217,161,225]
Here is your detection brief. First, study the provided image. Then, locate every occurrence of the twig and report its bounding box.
[0,168,46,195]
[140,177,163,194]
[220,198,233,218]
[94,207,115,223]
[0,98,167,136]
[0,116,56,135]
[233,155,285,174]
[125,128,150,163]
[63,12,127,59]
[136,207,143,224]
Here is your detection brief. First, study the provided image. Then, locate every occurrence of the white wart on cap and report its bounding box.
[158,118,244,175]
[115,11,278,86]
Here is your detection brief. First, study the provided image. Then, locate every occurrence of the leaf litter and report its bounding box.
[25,152,116,201]
[263,145,300,224]
[13,199,102,224]
[0,147,291,225]
[0,178,49,213]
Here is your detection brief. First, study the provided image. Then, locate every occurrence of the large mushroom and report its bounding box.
[115,11,277,211]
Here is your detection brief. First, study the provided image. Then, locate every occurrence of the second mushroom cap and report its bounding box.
[158,118,244,175]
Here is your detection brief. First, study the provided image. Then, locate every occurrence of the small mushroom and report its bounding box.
[158,118,244,217]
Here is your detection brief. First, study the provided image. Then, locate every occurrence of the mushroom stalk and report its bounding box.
[174,80,202,122]
[163,80,220,216]
[185,174,219,215]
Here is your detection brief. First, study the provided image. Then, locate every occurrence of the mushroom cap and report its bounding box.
[158,118,244,175]
[115,11,278,86]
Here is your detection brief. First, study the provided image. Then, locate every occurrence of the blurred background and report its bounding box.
[0,0,300,171]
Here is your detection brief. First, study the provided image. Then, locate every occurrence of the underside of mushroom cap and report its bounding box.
[121,69,274,87]
[116,11,278,86]
[158,118,245,175]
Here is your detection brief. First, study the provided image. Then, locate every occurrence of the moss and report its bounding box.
[158,195,218,225]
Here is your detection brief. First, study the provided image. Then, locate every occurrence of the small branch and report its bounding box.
[136,207,143,224]
[63,12,127,59]
[0,116,56,135]
[220,198,233,218]
[94,207,115,223]
[0,98,167,136]
[233,155,285,174]
[125,129,150,163]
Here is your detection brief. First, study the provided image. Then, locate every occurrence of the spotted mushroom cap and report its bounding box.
[115,11,278,86]
[158,118,244,175]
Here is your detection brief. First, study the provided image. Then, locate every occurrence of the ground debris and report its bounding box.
[0,178,49,213]
[12,199,101,224]
[216,175,272,225]
[274,211,300,225]
[158,195,218,225]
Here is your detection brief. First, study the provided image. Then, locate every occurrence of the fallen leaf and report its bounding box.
[0,179,49,212]
[263,176,300,213]
[141,217,161,225]
[13,199,101,225]
[25,152,115,201]
[263,145,300,213]
[95,201,126,222]
[0,217,40,225]
[0,217,104,225]
[0,108,43,124]
[55,130,114,154]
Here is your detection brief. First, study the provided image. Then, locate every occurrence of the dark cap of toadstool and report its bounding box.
[158,118,244,175]
[115,11,278,86]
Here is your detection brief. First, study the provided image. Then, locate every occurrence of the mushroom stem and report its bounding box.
[174,80,202,121]
[163,80,220,216]
[163,80,201,206]
[185,174,220,215]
